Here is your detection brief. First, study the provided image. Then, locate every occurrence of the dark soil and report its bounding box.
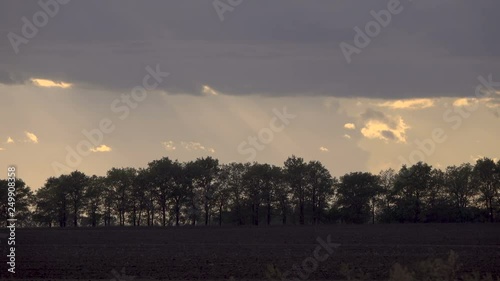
[2,224,500,280]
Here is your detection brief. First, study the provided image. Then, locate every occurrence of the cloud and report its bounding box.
[453,98,479,107]
[181,141,215,154]
[452,95,500,118]
[344,123,356,130]
[360,109,409,143]
[162,141,176,151]
[484,98,500,108]
[319,146,329,152]
[485,102,500,109]
[343,134,351,140]
[0,70,21,85]
[377,99,435,110]
[453,96,500,118]
[162,140,215,153]
[24,131,39,144]
[31,78,72,89]
[470,155,484,162]
[90,145,112,152]
[202,85,219,96]
[380,130,396,141]
[0,147,4,151]
[1,1,498,99]
[324,98,340,111]
[360,108,388,122]
[361,119,409,143]
[6,137,14,144]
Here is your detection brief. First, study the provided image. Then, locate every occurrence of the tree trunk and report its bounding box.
[219,204,223,226]
[317,201,323,224]
[299,200,305,225]
[162,204,166,227]
[490,198,494,222]
[191,204,197,225]
[175,202,180,226]
[256,204,259,225]
[312,189,316,225]
[267,200,271,225]
[205,202,209,226]
[414,199,420,223]
[73,200,78,227]
[132,206,137,226]
[372,202,375,224]
[282,203,287,225]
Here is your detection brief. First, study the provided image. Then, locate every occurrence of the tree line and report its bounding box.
[1,156,499,227]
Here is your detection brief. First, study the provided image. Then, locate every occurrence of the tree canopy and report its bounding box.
[3,156,500,227]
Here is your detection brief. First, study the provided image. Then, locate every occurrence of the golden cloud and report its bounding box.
[90,145,112,152]
[25,131,39,143]
[378,99,435,110]
[344,123,356,130]
[31,78,72,89]
[202,85,219,96]
[162,141,176,151]
[360,117,409,143]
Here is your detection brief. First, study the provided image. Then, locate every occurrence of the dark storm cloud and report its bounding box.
[360,108,401,130]
[361,108,387,121]
[0,70,25,85]
[360,108,399,128]
[0,70,16,85]
[380,130,396,141]
[1,0,499,98]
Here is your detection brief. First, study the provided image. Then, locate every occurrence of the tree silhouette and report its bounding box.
[336,172,380,224]
[473,158,500,222]
[393,163,433,223]
[10,155,499,227]
[306,160,335,224]
[0,179,33,227]
[284,156,309,225]
[85,175,106,227]
[64,171,89,227]
[147,158,173,226]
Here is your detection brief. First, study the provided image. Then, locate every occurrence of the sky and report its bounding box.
[1,0,499,190]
